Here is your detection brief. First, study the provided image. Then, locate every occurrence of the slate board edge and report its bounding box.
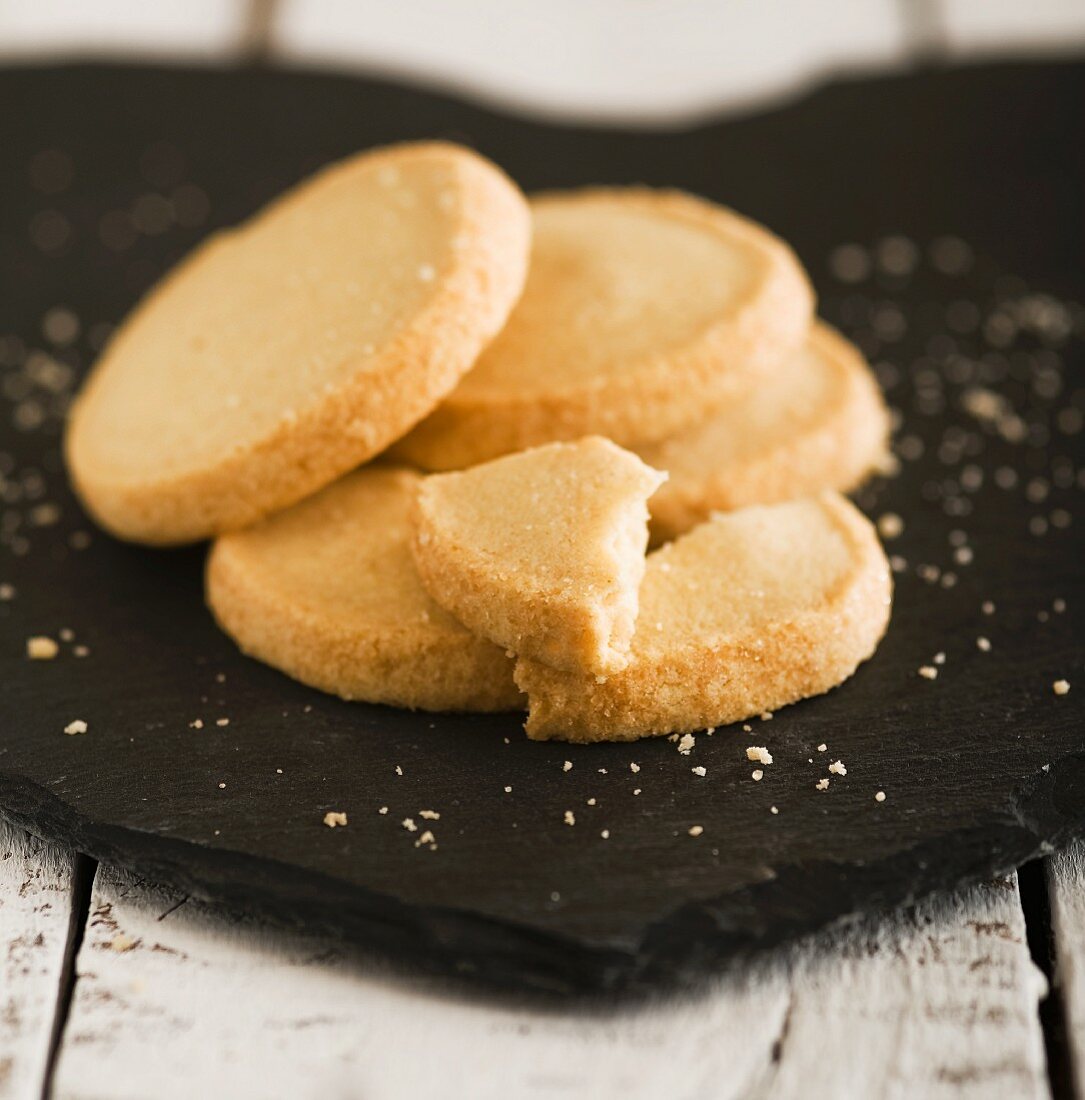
[3,748,1083,998]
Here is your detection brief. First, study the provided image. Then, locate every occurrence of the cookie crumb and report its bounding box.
[752,769,764,782]
[976,636,991,651]
[563,810,576,826]
[677,733,696,755]
[691,766,707,777]
[816,778,830,791]
[600,829,610,840]
[73,645,90,658]
[217,782,226,789]
[630,762,640,773]
[323,811,348,828]
[875,791,887,802]
[817,743,827,752]
[563,760,573,772]
[215,717,229,727]
[378,806,389,814]
[27,636,58,660]
[933,652,946,666]
[402,817,417,832]
[828,760,847,776]
[395,765,403,776]
[688,825,704,837]
[982,600,996,615]
[63,719,87,736]
[503,786,512,793]
[189,719,204,729]
[0,583,14,600]
[746,746,773,765]
[918,665,938,680]
[877,512,904,539]
[415,829,436,849]
[419,809,440,820]
[770,806,779,815]
[1053,680,1070,696]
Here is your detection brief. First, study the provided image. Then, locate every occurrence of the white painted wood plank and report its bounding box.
[0,821,78,1100]
[941,0,1085,55]
[51,861,1049,1100]
[1048,840,1085,1096]
[274,0,907,125]
[0,0,246,60]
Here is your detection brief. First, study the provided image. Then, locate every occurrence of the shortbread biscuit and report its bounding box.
[67,142,531,544]
[206,466,521,712]
[515,493,891,741]
[392,188,813,470]
[412,438,665,676]
[640,324,890,542]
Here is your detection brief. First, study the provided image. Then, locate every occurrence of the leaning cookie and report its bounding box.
[515,494,892,742]
[206,466,522,713]
[639,323,890,543]
[392,188,813,470]
[67,142,531,544]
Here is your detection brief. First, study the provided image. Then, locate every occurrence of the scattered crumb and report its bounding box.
[752,769,764,782]
[982,600,996,615]
[691,766,707,777]
[378,806,388,814]
[828,760,847,776]
[586,797,597,806]
[760,712,773,721]
[770,806,779,815]
[415,829,436,849]
[816,779,830,791]
[977,636,991,652]
[688,825,704,837]
[59,627,75,642]
[1053,680,1070,696]
[215,717,229,727]
[742,723,752,733]
[632,788,642,796]
[918,665,938,680]
[189,719,204,729]
[817,743,827,753]
[746,746,773,765]
[600,829,610,840]
[933,652,946,666]
[63,719,87,736]
[0,583,14,600]
[275,768,282,774]
[877,512,904,539]
[323,811,348,828]
[217,782,226,790]
[402,817,417,832]
[563,760,573,772]
[27,635,58,660]
[563,810,576,826]
[875,791,887,802]
[630,762,640,774]
[73,645,90,658]
[1053,598,1066,613]
[419,810,440,820]
[677,733,696,755]
[503,786,512,794]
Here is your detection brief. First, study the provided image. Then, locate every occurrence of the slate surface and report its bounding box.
[0,60,1082,994]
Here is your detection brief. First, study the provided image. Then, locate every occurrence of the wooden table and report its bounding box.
[2,820,1082,1098]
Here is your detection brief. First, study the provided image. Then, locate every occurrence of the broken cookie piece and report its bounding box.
[515,493,892,741]
[411,437,666,675]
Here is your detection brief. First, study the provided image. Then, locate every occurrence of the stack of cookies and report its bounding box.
[64,142,893,744]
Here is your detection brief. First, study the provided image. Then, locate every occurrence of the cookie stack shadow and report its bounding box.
[64,141,893,744]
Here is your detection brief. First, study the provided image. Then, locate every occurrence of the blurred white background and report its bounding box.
[1,0,1083,124]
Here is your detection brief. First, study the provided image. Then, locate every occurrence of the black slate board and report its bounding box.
[0,60,1083,995]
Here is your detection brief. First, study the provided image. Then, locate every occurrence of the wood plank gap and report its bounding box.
[39,855,95,1100]
[898,0,951,60]
[1021,857,1076,1100]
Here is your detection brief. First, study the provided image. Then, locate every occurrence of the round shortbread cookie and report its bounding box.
[640,323,890,543]
[67,142,531,544]
[391,188,814,470]
[206,466,522,712]
[515,493,892,742]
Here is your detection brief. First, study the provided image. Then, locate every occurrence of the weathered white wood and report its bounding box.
[1048,840,1085,1097]
[51,861,1050,1100]
[0,820,79,1100]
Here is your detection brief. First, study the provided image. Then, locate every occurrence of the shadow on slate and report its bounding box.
[0,59,1083,996]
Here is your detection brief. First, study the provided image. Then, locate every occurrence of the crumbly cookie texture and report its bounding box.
[206,466,521,713]
[67,142,531,545]
[392,187,813,470]
[412,438,666,676]
[639,323,891,543]
[515,493,892,742]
